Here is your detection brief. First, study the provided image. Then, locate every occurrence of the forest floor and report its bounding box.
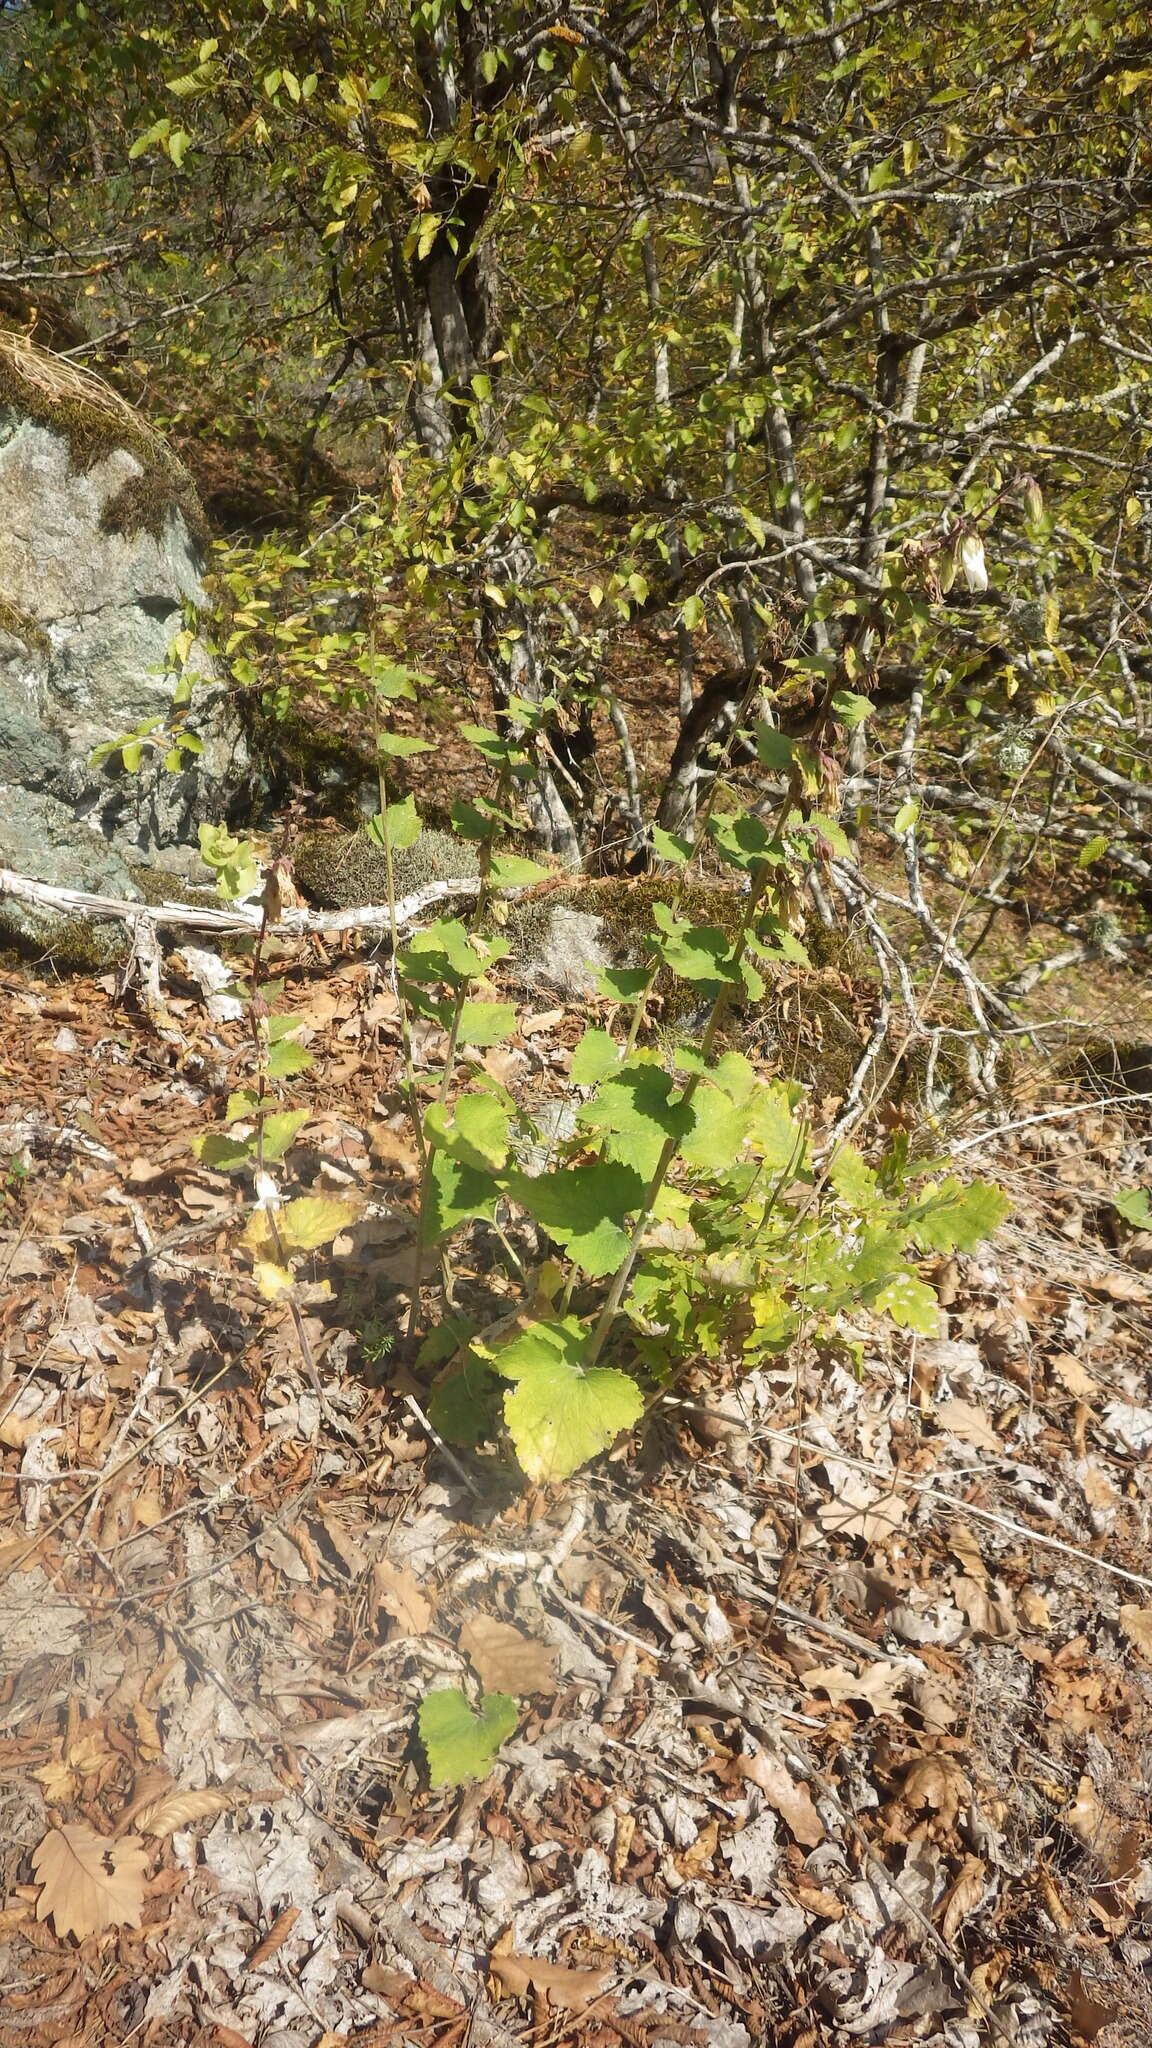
[1,917,1152,2048]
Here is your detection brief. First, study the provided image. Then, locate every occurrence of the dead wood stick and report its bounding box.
[0,864,485,938]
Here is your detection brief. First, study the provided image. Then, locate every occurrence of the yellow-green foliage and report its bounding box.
[294,826,480,908]
[0,333,206,546]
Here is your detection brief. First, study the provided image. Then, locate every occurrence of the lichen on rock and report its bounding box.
[0,788,140,964]
[0,328,248,913]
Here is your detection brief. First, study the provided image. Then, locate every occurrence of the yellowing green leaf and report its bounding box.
[909,1179,1010,1254]
[253,1259,295,1299]
[873,1269,939,1333]
[680,1084,749,1172]
[266,1039,313,1080]
[457,1000,517,1046]
[418,1687,518,1786]
[277,1195,360,1253]
[490,1318,644,1481]
[1112,1187,1152,1230]
[828,1145,877,1205]
[488,853,551,888]
[259,1110,309,1162]
[192,1131,253,1171]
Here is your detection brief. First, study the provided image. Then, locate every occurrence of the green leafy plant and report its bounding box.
[180,692,1010,1484]
[373,721,1011,1482]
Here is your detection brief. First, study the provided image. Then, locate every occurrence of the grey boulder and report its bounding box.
[0,331,248,916]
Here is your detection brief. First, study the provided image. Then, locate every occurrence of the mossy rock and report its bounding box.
[0,909,129,971]
[0,596,51,660]
[0,330,206,546]
[294,825,481,909]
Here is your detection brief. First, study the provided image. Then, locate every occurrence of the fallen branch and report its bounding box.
[0,865,484,939]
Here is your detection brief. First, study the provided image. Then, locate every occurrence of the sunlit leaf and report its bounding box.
[489,1318,644,1481]
[418,1687,518,1786]
[508,1161,645,1276]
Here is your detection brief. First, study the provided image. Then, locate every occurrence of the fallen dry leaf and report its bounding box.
[489,1952,611,2013]
[1078,1460,1121,1511]
[909,1668,960,1734]
[946,1520,987,1581]
[739,1752,823,1845]
[933,1397,1000,1451]
[801,1660,911,1716]
[1018,1588,1052,1631]
[1063,1776,1143,1883]
[33,1757,80,1806]
[900,1754,969,1828]
[362,1963,417,2003]
[460,1615,558,1697]
[1067,1969,1120,2042]
[940,1854,987,1943]
[32,1822,148,1941]
[1048,1351,1098,1398]
[817,1466,907,1544]
[371,1557,434,1637]
[246,1904,300,1971]
[951,1574,1016,1640]
[133,1788,233,1837]
[361,1960,462,2020]
[1119,1605,1152,1661]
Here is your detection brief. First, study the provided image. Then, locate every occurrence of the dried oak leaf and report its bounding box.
[32,1822,147,1941]
[1048,1350,1098,1398]
[817,1466,906,1544]
[802,1660,912,1716]
[459,1616,558,1697]
[1063,1776,1143,1883]
[899,1754,969,1828]
[951,1574,1016,1640]
[489,1952,610,2013]
[934,1398,1000,1451]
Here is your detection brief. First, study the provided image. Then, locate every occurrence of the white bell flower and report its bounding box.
[957,531,989,593]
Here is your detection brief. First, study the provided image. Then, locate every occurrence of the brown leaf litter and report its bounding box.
[1,961,1151,2046]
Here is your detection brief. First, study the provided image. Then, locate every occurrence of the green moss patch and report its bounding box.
[294,826,480,909]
